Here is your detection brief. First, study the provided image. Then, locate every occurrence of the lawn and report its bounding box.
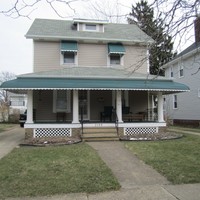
[124,133,200,184]
[0,143,120,199]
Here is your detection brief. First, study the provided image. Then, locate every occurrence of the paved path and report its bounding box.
[168,127,200,137]
[0,126,24,159]
[88,141,169,189]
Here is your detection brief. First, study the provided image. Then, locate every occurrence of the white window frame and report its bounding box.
[108,54,124,66]
[84,24,99,32]
[198,89,200,98]
[170,67,174,78]
[53,90,71,113]
[61,52,78,66]
[179,64,184,78]
[173,95,178,109]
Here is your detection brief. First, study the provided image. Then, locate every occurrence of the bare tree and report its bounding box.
[0,71,16,122]
[0,0,88,19]
[151,0,200,49]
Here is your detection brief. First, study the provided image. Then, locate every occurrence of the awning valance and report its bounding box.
[61,41,78,52]
[0,77,189,94]
[108,43,125,54]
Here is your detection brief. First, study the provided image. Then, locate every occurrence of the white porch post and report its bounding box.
[157,92,164,122]
[116,90,123,122]
[124,91,129,106]
[26,90,33,123]
[72,90,79,123]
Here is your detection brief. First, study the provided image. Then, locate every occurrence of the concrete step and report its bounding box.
[83,127,117,133]
[82,127,119,141]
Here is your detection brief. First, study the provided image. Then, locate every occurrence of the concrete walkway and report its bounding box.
[88,141,169,189]
[0,125,24,159]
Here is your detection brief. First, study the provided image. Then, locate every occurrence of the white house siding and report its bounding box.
[165,53,200,121]
[78,43,107,66]
[124,45,147,74]
[34,41,60,72]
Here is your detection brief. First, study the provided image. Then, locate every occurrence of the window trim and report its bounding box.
[84,24,99,32]
[198,89,200,98]
[61,51,78,66]
[173,95,178,109]
[179,64,184,78]
[108,54,124,66]
[53,91,71,113]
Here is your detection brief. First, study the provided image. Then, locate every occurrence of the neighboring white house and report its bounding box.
[163,16,200,126]
[9,92,27,114]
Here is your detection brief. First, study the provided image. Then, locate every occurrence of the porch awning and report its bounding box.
[0,77,189,94]
[108,43,125,54]
[61,41,78,52]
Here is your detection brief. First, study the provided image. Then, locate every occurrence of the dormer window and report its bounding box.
[85,24,97,31]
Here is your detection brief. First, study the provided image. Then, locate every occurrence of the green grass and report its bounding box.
[0,123,16,133]
[168,125,200,133]
[0,143,120,199]
[124,134,200,184]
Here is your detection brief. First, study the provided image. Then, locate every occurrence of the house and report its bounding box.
[0,18,189,140]
[162,16,200,127]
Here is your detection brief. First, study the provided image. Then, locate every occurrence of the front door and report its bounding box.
[79,91,90,120]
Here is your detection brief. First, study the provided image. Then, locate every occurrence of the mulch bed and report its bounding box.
[20,137,82,147]
[120,131,183,141]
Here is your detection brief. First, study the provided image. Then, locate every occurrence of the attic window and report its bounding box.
[85,24,97,31]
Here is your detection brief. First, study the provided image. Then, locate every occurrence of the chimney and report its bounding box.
[194,15,200,43]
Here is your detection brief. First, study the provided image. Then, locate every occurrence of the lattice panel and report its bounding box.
[124,127,158,136]
[34,128,71,138]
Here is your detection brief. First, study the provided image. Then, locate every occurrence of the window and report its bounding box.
[85,24,97,31]
[63,52,75,64]
[179,65,184,77]
[53,91,71,113]
[198,89,200,98]
[170,67,173,78]
[110,54,121,65]
[173,95,178,109]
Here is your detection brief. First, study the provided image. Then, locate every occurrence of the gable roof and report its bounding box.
[25,18,154,45]
[162,42,200,68]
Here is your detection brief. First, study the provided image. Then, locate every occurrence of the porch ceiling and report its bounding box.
[0,77,189,94]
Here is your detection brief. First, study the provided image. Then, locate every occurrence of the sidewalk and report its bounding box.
[0,125,24,159]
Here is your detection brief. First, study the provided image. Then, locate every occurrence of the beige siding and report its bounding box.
[33,41,148,74]
[124,45,147,74]
[78,43,107,66]
[34,41,60,72]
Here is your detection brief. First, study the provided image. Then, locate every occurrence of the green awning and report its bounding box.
[108,43,125,54]
[0,77,189,94]
[61,41,78,52]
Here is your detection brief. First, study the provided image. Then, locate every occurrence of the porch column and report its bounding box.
[26,90,33,123]
[124,91,129,106]
[116,90,123,123]
[157,92,164,122]
[72,90,79,123]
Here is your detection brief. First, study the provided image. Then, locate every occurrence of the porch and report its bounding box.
[24,89,166,140]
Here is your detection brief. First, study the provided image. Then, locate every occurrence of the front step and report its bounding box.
[82,127,119,142]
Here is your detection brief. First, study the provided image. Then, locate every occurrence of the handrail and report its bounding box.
[80,107,84,137]
[113,109,119,136]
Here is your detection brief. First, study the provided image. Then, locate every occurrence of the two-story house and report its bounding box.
[0,18,189,140]
[163,16,200,127]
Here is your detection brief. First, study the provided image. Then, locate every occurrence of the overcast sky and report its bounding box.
[0,0,195,76]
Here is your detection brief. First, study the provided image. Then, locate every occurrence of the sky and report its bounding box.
[0,0,195,76]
